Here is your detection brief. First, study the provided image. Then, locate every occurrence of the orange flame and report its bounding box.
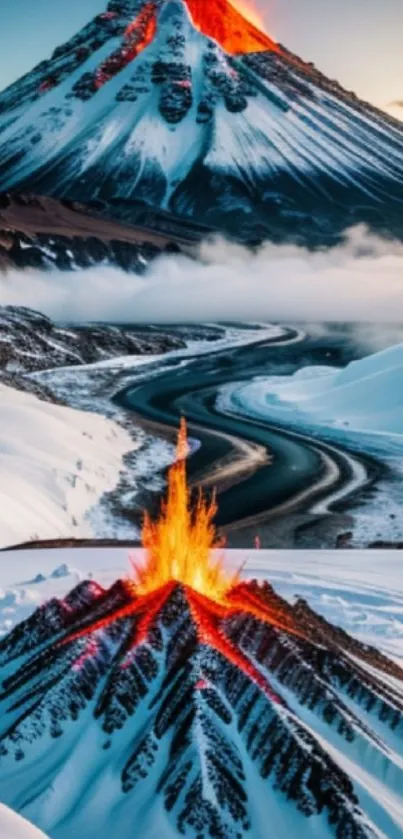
[131,418,237,600]
[61,419,308,700]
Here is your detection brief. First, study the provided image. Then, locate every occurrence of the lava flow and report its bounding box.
[95,0,278,92]
[133,416,232,600]
[60,418,306,701]
[185,0,280,54]
[95,3,157,89]
[90,0,279,93]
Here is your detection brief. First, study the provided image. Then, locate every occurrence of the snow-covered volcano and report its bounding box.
[1,1,403,242]
[0,574,402,838]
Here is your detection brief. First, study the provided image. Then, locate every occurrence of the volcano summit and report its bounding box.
[0,1,403,243]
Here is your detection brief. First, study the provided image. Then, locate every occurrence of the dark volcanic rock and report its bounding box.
[0,577,400,838]
[0,305,186,375]
[0,192,205,273]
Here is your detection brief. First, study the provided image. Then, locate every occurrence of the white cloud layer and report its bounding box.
[1,226,403,326]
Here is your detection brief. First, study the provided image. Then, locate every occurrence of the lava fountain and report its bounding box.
[132,416,232,600]
[60,418,305,697]
[57,418,402,697]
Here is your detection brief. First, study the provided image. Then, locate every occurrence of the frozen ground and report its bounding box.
[218,341,403,437]
[0,385,134,549]
[0,547,401,663]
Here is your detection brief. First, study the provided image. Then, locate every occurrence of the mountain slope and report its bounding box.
[0,383,134,548]
[0,193,205,273]
[0,576,401,838]
[0,1,403,243]
[0,304,184,375]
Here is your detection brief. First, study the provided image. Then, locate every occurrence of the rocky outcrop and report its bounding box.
[0,305,185,376]
[0,193,206,273]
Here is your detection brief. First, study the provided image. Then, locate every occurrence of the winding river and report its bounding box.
[114,326,376,545]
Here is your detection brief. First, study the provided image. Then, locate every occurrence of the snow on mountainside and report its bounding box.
[0,554,401,839]
[0,384,134,548]
[0,805,49,839]
[0,1,403,242]
[219,341,403,436]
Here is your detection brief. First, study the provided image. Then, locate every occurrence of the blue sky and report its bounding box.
[0,0,401,112]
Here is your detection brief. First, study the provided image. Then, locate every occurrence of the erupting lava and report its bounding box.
[2,420,403,839]
[95,0,279,89]
[230,0,266,31]
[185,0,279,54]
[133,417,234,600]
[61,419,306,700]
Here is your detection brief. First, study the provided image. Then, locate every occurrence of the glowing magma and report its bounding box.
[93,0,278,90]
[95,3,157,88]
[184,0,279,54]
[62,419,306,701]
[133,417,234,601]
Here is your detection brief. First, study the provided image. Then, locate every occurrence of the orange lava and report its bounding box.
[230,0,265,31]
[92,0,278,92]
[61,419,306,701]
[95,3,157,89]
[185,0,279,54]
[132,417,235,601]
[187,586,284,702]
[124,2,157,50]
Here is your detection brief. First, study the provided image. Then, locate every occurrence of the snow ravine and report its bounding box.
[0,384,134,548]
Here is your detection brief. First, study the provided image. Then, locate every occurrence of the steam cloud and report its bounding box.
[1,227,403,337]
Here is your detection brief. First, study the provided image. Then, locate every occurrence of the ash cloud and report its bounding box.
[2,227,403,337]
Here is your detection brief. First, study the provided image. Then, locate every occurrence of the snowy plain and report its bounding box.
[0,384,133,549]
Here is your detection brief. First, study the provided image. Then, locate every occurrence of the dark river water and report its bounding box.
[114,325,377,545]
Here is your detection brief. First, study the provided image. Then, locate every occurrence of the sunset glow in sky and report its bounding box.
[0,0,401,118]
